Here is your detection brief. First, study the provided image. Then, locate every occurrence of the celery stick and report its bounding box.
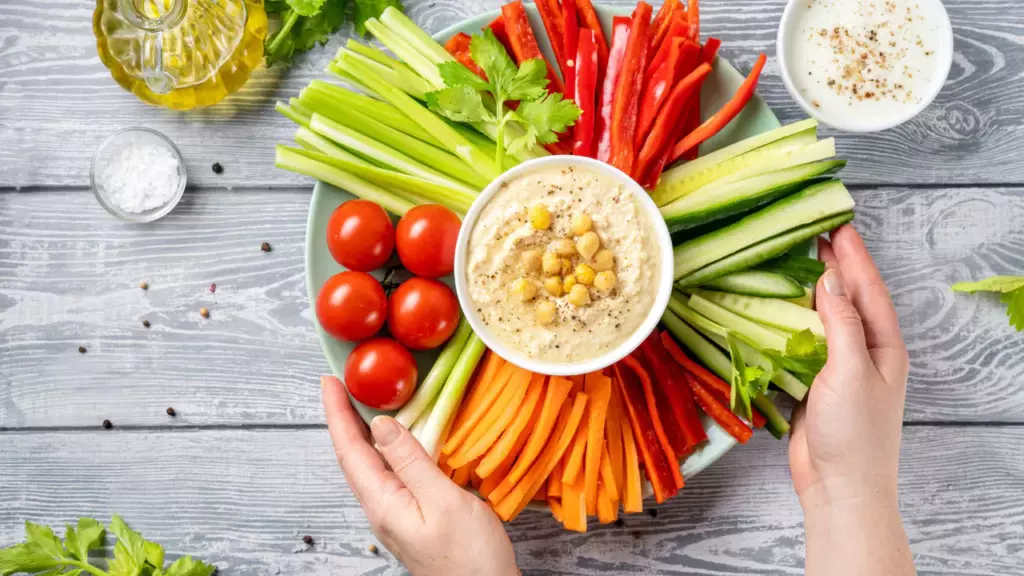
[275,101,310,127]
[340,57,501,181]
[419,333,486,460]
[302,90,487,189]
[380,7,454,66]
[395,318,473,428]
[333,49,432,100]
[287,138,474,214]
[310,113,478,195]
[365,18,444,88]
[343,39,399,68]
[288,98,314,122]
[304,81,441,147]
[275,146,415,215]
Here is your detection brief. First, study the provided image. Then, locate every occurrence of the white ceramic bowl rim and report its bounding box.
[776,0,954,133]
[453,156,675,377]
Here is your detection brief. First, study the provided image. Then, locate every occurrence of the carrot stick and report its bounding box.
[477,375,546,478]
[604,384,625,497]
[452,463,472,487]
[620,411,643,513]
[561,418,589,484]
[569,374,585,396]
[596,481,617,524]
[487,376,574,504]
[562,475,587,532]
[583,372,612,515]
[447,370,537,468]
[443,362,521,455]
[686,373,753,443]
[549,498,564,523]
[495,394,588,521]
[448,351,505,437]
[439,459,454,477]
[471,470,484,490]
[533,480,548,501]
[478,400,540,497]
[548,457,564,497]
[599,442,619,499]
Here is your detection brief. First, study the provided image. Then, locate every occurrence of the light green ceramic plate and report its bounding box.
[305,5,784,480]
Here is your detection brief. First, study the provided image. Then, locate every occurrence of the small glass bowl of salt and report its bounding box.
[91,127,186,223]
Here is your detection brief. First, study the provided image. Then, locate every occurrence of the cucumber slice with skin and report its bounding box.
[653,118,819,206]
[757,253,826,285]
[688,293,791,351]
[702,270,805,298]
[674,179,855,280]
[668,293,809,400]
[693,289,826,339]
[676,211,855,288]
[661,310,791,438]
[662,158,846,234]
[786,287,815,309]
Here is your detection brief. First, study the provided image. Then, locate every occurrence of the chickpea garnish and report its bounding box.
[560,257,573,276]
[575,263,596,285]
[568,284,591,307]
[511,278,538,301]
[552,238,576,256]
[563,275,578,293]
[530,204,551,230]
[591,249,615,272]
[543,276,563,296]
[521,250,542,272]
[594,270,617,292]
[535,301,557,325]
[542,252,561,275]
[576,231,600,260]
[571,213,592,236]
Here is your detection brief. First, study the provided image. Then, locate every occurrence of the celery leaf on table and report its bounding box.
[952,276,1024,331]
[265,0,401,67]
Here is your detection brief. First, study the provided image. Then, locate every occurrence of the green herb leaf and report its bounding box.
[145,541,166,570]
[24,523,64,561]
[65,518,104,563]
[469,29,519,99]
[108,515,148,576]
[161,556,218,576]
[952,276,1024,332]
[285,0,327,17]
[426,86,495,123]
[438,61,490,91]
[726,333,753,420]
[511,92,581,145]
[0,542,59,576]
[353,0,402,36]
[506,59,549,101]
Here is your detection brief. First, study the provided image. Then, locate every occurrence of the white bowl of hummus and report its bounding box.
[454,156,674,376]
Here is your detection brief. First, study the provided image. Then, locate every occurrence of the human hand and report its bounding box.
[322,376,519,576]
[789,224,910,509]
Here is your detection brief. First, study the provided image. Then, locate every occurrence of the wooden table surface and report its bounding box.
[2,0,1023,574]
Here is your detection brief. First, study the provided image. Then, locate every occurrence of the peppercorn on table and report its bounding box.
[2,1,1024,574]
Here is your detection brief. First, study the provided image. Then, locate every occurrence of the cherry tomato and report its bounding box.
[326,200,394,272]
[344,337,418,410]
[388,278,460,350]
[317,271,387,342]
[395,205,461,278]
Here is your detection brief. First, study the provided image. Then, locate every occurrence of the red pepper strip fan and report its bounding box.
[608,1,653,175]
[623,354,684,490]
[637,347,691,458]
[595,17,631,163]
[676,37,721,162]
[633,62,711,185]
[574,0,609,85]
[488,15,516,57]
[669,52,767,163]
[501,1,565,95]
[648,0,682,54]
[561,0,580,100]
[573,29,599,157]
[685,373,753,443]
[445,33,486,80]
[640,333,708,451]
[635,37,685,150]
[614,361,679,503]
[535,0,567,77]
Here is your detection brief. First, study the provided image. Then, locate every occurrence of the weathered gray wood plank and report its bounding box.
[1,0,1022,188]
[2,186,1022,428]
[1,427,1021,576]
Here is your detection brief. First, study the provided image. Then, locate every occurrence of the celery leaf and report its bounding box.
[952,276,1024,332]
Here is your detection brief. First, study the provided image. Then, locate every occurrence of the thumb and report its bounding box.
[371,415,453,501]
[816,268,870,362]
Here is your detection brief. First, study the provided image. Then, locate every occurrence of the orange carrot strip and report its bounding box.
[620,412,643,513]
[562,475,588,532]
[568,374,585,396]
[596,481,617,524]
[533,479,548,501]
[471,471,484,490]
[548,455,564,497]
[487,376,574,504]
[439,460,453,477]
[549,498,564,523]
[599,442,619,499]
[452,463,472,487]
[445,360,516,454]
[478,396,542,497]
[461,349,505,416]
[447,369,534,468]
[561,418,589,484]
[496,394,588,521]
[583,372,613,515]
[476,375,546,478]
[604,384,626,498]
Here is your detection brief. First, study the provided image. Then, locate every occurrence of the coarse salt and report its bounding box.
[99,142,181,214]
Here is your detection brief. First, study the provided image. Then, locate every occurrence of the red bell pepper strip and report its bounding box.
[501,1,565,95]
[648,0,683,56]
[645,15,688,76]
[595,16,631,163]
[573,29,598,157]
[622,354,685,490]
[487,15,516,57]
[676,37,720,161]
[688,0,700,41]
[640,333,708,451]
[561,0,580,100]
[535,0,567,76]
[669,52,767,163]
[637,346,691,458]
[608,1,653,175]
[635,38,694,150]
[444,33,486,80]
[634,62,711,185]
[614,359,680,503]
[686,373,753,443]
[574,0,609,83]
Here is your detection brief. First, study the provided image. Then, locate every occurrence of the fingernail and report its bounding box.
[822,269,845,297]
[371,416,400,447]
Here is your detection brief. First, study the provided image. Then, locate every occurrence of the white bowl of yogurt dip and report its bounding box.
[454,156,674,377]
[777,0,954,132]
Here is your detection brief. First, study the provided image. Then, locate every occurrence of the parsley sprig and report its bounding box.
[425,30,581,171]
[0,516,216,576]
[952,276,1024,332]
[265,0,401,67]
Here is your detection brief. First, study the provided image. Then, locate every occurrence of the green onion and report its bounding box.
[396,318,473,428]
[275,146,415,215]
[419,333,487,460]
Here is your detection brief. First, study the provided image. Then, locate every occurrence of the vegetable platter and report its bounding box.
[289,0,850,532]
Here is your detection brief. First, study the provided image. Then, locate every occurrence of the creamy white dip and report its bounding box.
[786,0,948,127]
[465,165,659,363]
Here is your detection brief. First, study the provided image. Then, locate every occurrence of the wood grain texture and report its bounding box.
[2,186,1023,429]
[2,0,1023,188]
[1,427,1022,576]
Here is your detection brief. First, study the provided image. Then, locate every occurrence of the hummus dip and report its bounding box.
[465,164,660,363]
